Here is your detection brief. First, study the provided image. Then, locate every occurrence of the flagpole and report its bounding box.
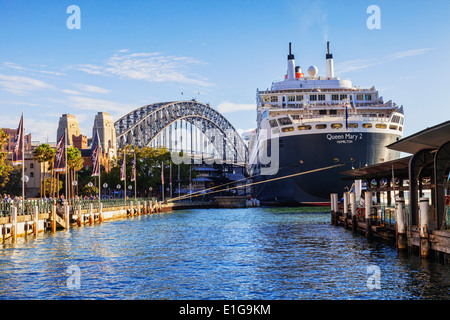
[134,153,136,201]
[65,127,68,205]
[124,150,126,202]
[21,111,25,203]
[161,161,164,203]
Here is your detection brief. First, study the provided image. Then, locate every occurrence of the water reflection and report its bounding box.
[0,207,447,300]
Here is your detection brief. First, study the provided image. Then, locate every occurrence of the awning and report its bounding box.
[386,120,450,154]
[340,156,412,180]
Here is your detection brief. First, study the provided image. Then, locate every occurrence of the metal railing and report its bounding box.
[0,197,160,216]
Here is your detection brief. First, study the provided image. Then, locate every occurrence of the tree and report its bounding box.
[66,146,83,200]
[33,143,54,198]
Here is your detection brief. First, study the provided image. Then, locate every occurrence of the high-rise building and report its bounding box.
[56,114,80,146]
[92,112,117,159]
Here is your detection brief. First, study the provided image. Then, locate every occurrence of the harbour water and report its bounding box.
[0,207,448,300]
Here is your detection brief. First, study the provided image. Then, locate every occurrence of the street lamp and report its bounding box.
[103,183,108,199]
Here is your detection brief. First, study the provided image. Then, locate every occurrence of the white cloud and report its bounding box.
[71,51,212,87]
[0,73,55,95]
[2,62,65,77]
[66,95,133,114]
[335,48,435,74]
[72,83,110,94]
[216,101,255,113]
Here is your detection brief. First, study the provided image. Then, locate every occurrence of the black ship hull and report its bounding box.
[251,131,401,205]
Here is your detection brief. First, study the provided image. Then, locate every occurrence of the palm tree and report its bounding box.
[33,144,48,198]
[67,146,84,200]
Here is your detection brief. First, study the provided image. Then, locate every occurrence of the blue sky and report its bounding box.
[0,0,449,143]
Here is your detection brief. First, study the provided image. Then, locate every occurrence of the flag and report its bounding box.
[91,143,100,177]
[54,132,66,172]
[120,152,126,181]
[131,153,136,182]
[91,129,99,150]
[12,114,23,165]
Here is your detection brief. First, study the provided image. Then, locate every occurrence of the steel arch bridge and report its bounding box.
[114,100,248,165]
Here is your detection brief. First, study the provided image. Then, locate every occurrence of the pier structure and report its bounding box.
[0,198,217,241]
[332,120,450,263]
[114,100,248,167]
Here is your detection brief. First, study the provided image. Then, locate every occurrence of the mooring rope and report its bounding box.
[168,163,346,202]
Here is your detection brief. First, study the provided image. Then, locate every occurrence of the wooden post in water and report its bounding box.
[64,205,70,230]
[99,202,103,222]
[77,205,82,226]
[143,201,147,214]
[332,194,339,226]
[11,207,17,242]
[350,192,357,234]
[365,191,373,239]
[129,201,133,216]
[51,205,57,233]
[395,197,407,251]
[137,201,141,215]
[89,203,94,225]
[33,206,39,236]
[330,194,335,224]
[343,192,349,229]
[419,197,430,259]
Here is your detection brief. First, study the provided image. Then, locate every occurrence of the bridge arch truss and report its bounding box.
[114,101,248,165]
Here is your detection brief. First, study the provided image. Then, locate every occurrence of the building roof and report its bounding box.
[340,156,412,180]
[386,120,450,154]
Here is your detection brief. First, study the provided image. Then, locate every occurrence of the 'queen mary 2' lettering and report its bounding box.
[327,133,363,144]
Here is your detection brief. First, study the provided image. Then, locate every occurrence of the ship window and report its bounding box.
[288,95,295,102]
[291,115,300,120]
[296,95,303,101]
[340,94,347,100]
[400,117,404,125]
[357,94,364,101]
[365,94,372,101]
[282,127,294,132]
[389,125,398,130]
[319,110,327,115]
[315,124,327,129]
[348,123,359,128]
[269,119,278,128]
[331,123,343,129]
[310,95,317,101]
[262,96,270,103]
[369,114,377,117]
[318,94,326,101]
[399,126,403,132]
[362,123,372,128]
[270,96,278,102]
[332,94,339,100]
[277,117,292,126]
[298,125,312,131]
[376,123,387,129]
[329,110,337,115]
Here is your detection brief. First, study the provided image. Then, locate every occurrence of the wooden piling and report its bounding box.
[365,191,373,239]
[89,203,94,225]
[11,207,17,242]
[64,205,70,230]
[137,201,141,215]
[395,197,407,251]
[33,206,39,236]
[343,192,349,229]
[350,192,357,234]
[51,205,57,233]
[99,203,103,222]
[143,201,147,214]
[77,205,82,226]
[419,197,430,259]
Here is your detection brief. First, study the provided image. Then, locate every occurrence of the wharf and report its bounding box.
[0,199,175,242]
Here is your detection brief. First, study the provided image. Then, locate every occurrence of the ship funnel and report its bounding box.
[326,41,334,78]
[287,42,295,80]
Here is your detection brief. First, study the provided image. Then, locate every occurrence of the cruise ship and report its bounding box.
[249,42,404,205]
